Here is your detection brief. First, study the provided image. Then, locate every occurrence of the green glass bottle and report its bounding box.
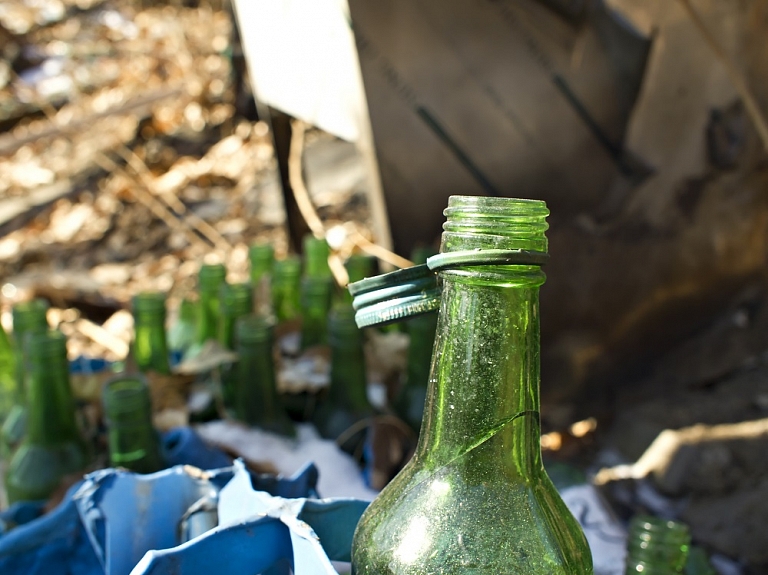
[132,291,171,375]
[196,263,227,344]
[393,310,437,433]
[313,303,374,450]
[5,330,89,502]
[300,236,334,349]
[249,243,275,316]
[234,315,295,436]
[167,298,198,359]
[102,375,164,474]
[1,299,50,454]
[219,282,253,350]
[625,516,690,574]
[272,257,301,322]
[351,197,593,574]
[0,321,16,426]
[219,282,254,411]
[342,254,376,305]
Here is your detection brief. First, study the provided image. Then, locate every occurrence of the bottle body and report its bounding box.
[0,322,16,424]
[5,330,89,502]
[132,292,171,375]
[2,299,50,454]
[103,376,164,474]
[234,315,294,436]
[313,304,374,449]
[351,197,592,574]
[393,310,437,432]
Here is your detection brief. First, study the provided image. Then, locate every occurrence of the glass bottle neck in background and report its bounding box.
[328,305,372,413]
[272,257,301,322]
[219,282,253,350]
[24,331,81,446]
[103,376,164,473]
[133,292,171,375]
[197,264,226,343]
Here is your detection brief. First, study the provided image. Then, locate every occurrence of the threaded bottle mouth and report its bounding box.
[12,299,50,335]
[441,196,549,254]
[220,283,253,315]
[303,236,331,278]
[24,329,67,366]
[249,243,275,268]
[236,314,273,344]
[273,257,301,281]
[199,263,227,290]
[103,376,152,418]
[132,291,167,317]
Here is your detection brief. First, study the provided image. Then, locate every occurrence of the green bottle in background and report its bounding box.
[352,197,593,574]
[272,257,301,322]
[5,330,89,503]
[300,236,334,349]
[0,321,16,426]
[219,282,254,411]
[167,297,198,360]
[343,254,376,304]
[234,315,295,437]
[132,291,171,375]
[219,282,253,351]
[313,303,374,452]
[196,263,226,344]
[249,242,274,312]
[625,516,690,574]
[1,299,50,454]
[102,375,164,474]
[393,247,437,432]
[393,310,437,433]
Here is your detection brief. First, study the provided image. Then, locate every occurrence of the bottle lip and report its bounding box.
[12,299,50,334]
[220,282,253,313]
[103,375,152,417]
[24,329,67,363]
[235,314,273,343]
[199,263,227,289]
[132,291,167,314]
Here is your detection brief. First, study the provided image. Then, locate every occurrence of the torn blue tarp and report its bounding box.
[0,459,354,575]
[132,460,368,575]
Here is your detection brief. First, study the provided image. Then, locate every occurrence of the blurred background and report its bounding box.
[1,0,767,571]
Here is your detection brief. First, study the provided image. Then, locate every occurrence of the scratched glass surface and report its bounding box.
[352,197,593,574]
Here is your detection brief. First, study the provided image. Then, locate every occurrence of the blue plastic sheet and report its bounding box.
[0,460,363,575]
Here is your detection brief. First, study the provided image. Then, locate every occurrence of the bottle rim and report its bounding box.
[220,282,253,314]
[103,375,152,417]
[132,291,167,315]
[12,299,50,334]
[199,263,227,289]
[24,329,67,363]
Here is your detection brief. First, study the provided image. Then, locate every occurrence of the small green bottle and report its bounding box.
[625,516,691,574]
[167,298,198,360]
[5,330,89,503]
[132,291,171,375]
[1,299,50,454]
[234,315,295,436]
[219,282,253,350]
[219,282,254,411]
[0,321,17,426]
[351,197,592,574]
[393,247,437,432]
[313,303,374,450]
[393,310,437,433]
[102,375,164,474]
[272,257,301,322]
[196,263,227,344]
[300,236,334,349]
[249,243,275,316]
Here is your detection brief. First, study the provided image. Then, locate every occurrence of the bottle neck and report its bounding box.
[26,357,80,446]
[134,315,170,374]
[416,267,544,479]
